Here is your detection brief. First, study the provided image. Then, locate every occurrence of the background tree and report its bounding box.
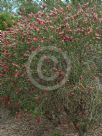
[18,0,40,15]
[0,0,19,13]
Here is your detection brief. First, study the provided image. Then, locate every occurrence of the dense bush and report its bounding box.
[0,12,18,30]
[0,2,102,136]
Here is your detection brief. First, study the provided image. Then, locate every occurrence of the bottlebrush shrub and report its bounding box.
[0,2,102,136]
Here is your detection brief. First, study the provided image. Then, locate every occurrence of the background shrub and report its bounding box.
[0,12,18,30]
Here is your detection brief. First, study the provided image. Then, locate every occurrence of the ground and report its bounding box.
[0,107,102,136]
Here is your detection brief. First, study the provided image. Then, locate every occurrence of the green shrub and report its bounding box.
[50,131,63,136]
[0,12,18,30]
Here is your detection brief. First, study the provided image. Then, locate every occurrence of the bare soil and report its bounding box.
[0,108,102,136]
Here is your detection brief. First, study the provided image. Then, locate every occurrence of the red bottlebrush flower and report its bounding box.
[71,14,79,20]
[1,64,9,72]
[63,36,73,42]
[34,27,40,32]
[36,18,45,25]
[40,39,45,43]
[40,21,45,25]
[15,112,21,119]
[59,70,65,77]
[3,96,11,107]
[76,28,84,33]
[33,37,38,42]
[0,74,4,77]
[92,76,97,80]
[31,46,36,51]
[35,116,42,124]
[58,7,64,13]
[66,4,72,11]
[87,27,93,34]
[14,71,20,78]
[93,13,98,19]
[82,2,89,9]
[3,66,9,72]
[3,50,9,56]
[80,75,84,81]
[49,11,57,17]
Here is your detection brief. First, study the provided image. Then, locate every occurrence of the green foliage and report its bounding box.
[43,0,63,9]
[50,131,63,136]
[18,0,40,15]
[0,12,18,30]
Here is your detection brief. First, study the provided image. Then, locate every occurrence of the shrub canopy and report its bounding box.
[0,1,102,135]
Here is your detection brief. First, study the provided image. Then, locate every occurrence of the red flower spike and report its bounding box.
[35,116,42,124]
[63,36,73,42]
[14,71,20,78]
[0,74,4,77]
[33,37,38,42]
